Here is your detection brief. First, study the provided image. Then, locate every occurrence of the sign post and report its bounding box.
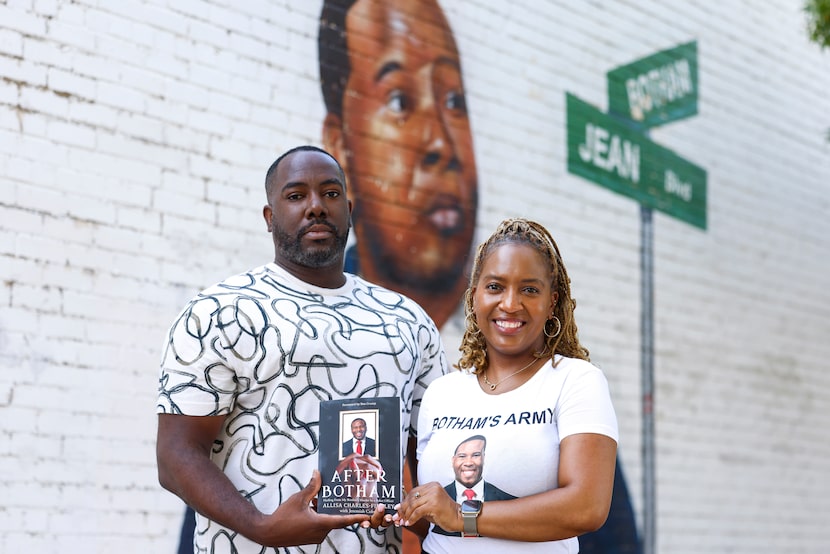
[566,41,704,554]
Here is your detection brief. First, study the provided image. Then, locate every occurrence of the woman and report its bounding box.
[392,218,618,553]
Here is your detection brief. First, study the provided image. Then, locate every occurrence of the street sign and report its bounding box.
[608,41,698,128]
[566,93,707,229]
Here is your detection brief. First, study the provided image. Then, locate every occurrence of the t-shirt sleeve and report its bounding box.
[407,314,449,439]
[556,363,619,442]
[156,294,239,416]
[415,377,440,461]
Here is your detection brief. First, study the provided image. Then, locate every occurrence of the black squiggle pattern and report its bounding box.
[158,263,447,554]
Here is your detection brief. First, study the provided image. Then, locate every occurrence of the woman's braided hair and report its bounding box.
[455,218,590,374]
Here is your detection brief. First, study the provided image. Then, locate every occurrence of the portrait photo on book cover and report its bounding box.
[340,411,378,459]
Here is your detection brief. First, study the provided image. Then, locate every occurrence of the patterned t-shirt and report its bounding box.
[157,263,448,554]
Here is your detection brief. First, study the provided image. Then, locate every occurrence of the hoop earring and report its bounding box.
[544,316,561,338]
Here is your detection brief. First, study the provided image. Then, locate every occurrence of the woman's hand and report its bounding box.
[392,482,461,533]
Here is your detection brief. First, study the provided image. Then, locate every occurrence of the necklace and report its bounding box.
[482,357,540,391]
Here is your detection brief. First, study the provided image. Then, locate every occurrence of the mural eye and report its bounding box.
[387,90,409,113]
[445,91,467,113]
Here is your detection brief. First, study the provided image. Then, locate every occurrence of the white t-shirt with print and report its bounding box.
[417,356,618,554]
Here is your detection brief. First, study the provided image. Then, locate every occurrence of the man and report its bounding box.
[157,146,447,553]
[318,0,479,330]
[342,417,376,457]
[432,434,515,537]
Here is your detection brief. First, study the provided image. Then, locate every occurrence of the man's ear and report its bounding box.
[323,112,353,197]
[262,204,273,232]
[323,112,345,162]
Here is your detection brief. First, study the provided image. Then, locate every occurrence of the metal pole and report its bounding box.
[640,204,655,554]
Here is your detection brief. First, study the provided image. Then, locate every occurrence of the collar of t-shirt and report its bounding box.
[454,480,484,503]
[265,262,353,296]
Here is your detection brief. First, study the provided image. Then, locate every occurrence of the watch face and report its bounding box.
[461,499,482,514]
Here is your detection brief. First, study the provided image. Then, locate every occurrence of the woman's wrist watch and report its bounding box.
[460,499,482,537]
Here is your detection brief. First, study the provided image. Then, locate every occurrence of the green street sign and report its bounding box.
[566,93,707,229]
[608,41,698,128]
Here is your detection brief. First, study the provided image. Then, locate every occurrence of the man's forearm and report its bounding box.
[161,452,266,541]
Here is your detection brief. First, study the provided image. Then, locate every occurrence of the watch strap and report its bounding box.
[461,500,482,537]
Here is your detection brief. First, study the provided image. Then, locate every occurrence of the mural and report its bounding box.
[319,0,478,331]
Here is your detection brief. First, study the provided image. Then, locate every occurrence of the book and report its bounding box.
[317,396,401,515]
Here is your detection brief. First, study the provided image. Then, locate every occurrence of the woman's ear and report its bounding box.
[550,290,559,313]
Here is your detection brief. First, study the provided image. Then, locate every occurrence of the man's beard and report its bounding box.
[274,220,350,268]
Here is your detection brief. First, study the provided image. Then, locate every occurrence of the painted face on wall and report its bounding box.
[329,0,478,291]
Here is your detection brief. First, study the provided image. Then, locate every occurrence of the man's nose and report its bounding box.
[420,94,459,171]
[306,191,327,217]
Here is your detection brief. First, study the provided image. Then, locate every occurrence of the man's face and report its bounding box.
[452,438,484,488]
[351,419,367,440]
[335,0,478,290]
[264,150,352,270]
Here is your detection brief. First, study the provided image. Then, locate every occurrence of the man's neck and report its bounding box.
[272,258,346,289]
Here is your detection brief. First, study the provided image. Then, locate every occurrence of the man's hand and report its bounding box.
[157,414,371,548]
[254,470,370,547]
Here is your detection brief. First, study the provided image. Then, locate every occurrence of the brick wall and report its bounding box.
[1,1,828,552]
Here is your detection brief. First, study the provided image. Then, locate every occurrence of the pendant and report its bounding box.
[488,383,496,391]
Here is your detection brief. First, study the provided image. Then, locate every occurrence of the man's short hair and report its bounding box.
[264,145,346,196]
[454,434,487,455]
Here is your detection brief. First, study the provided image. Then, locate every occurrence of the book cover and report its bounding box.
[317,396,401,515]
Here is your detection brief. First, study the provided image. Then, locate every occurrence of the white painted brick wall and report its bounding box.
[1,1,829,552]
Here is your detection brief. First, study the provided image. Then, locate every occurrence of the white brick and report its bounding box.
[14,230,65,266]
[153,188,214,221]
[0,104,18,132]
[10,282,62,311]
[0,27,24,57]
[32,0,58,17]
[19,86,69,118]
[206,89,250,119]
[47,120,96,148]
[93,133,185,174]
[96,81,146,112]
[67,99,119,129]
[116,112,165,143]
[0,6,46,36]
[0,255,45,284]
[0,51,47,88]
[47,67,97,101]
[67,148,161,185]
[64,193,117,225]
[7,151,59,187]
[116,205,162,233]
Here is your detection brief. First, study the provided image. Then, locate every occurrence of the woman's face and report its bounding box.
[472,242,557,361]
